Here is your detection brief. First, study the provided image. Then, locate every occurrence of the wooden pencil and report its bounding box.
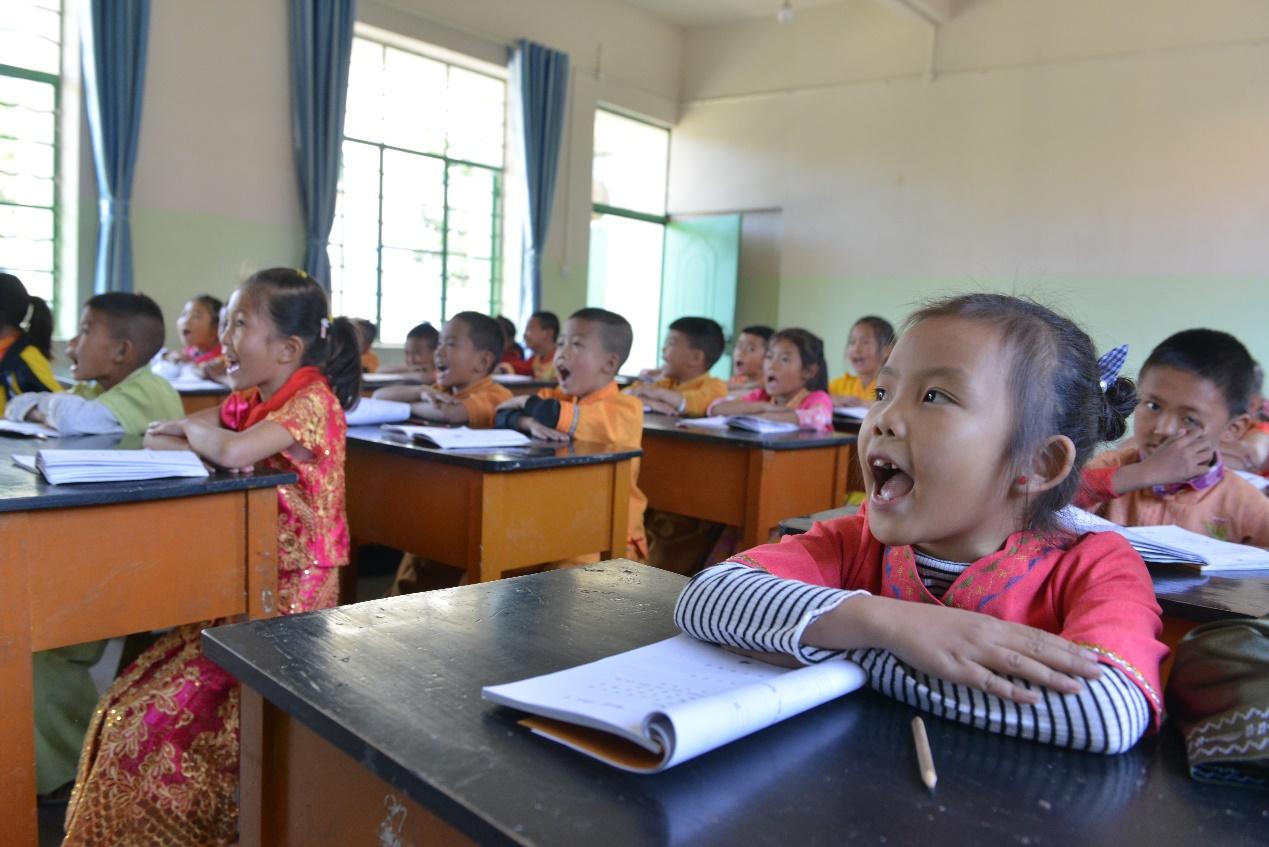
[911,716,937,794]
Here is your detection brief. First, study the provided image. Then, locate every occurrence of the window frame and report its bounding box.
[331,33,508,343]
[0,2,63,320]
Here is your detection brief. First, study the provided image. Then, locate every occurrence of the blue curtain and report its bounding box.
[81,0,150,294]
[289,0,357,289]
[509,39,570,314]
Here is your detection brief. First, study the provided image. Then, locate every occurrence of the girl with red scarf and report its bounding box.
[64,269,361,846]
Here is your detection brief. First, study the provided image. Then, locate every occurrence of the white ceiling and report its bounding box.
[621,0,849,29]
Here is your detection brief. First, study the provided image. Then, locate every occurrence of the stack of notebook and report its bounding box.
[20,449,210,485]
[380,424,531,450]
[1058,506,1269,571]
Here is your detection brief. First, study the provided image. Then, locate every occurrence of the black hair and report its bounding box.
[0,272,53,359]
[770,328,829,393]
[907,293,1136,534]
[495,315,517,346]
[191,294,224,323]
[450,311,505,376]
[354,318,378,346]
[241,268,362,409]
[669,316,726,369]
[405,321,439,350]
[740,325,775,344]
[569,307,633,366]
[529,310,560,341]
[85,292,167,363]
[853,315,896,350]
[1140,329,1255,417]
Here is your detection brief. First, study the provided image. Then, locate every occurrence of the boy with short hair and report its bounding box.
[625,316,728,417]
[4,292,183,800]
[375,312,510,426]
[5,292,183,435]
[498,310,559,381]
[496,307,647,559]
[1077,329,1269,546]
[377,321,439,384]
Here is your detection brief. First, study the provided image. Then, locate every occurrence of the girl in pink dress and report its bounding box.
[709,328,834,432]
[64,269,361,846]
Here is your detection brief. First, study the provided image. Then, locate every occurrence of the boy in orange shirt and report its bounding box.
[1076,329,1269,546]
[624,317,728,417]
[374,312,510,427]
[495,307,647,560]
[497,310,559,381]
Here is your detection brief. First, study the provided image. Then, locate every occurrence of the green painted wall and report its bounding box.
[777,276,1269,387]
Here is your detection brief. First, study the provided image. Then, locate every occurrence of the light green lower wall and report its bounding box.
[777,277,1269,384]
[93,208,304,348]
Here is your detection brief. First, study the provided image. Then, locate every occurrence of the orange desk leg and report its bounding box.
[0,513,37,847]
[238,690,475,847]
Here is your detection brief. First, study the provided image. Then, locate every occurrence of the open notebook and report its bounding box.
[483,635,865,773]
[727,416,800,434]
[1058,506,1269,571]
[0,419,59,438]
[345,398,411,426]
[832,406,869,421]
[24,449,210,485]
[381,424,530,450]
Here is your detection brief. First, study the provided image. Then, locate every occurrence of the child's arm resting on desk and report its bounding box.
[676,552,1152,754]
[149,416,297,469]
[494,395,569,442]
[5,393,123,436]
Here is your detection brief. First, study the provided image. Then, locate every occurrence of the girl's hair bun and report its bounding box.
[1097,376,1136,442]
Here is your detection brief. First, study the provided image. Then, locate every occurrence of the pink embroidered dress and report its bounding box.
[63,366,348,846]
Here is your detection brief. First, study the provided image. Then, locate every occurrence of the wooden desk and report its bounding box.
[0,434,291,847]
[640,414,857,549]
[205,562,1268,847]
[179,385,229,414]
[491,375,557,397]
[345,427,639,584]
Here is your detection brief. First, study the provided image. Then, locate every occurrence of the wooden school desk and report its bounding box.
[204,561,1268,847]
[491,375,557,396]
[345,427,639,585]
[640,414,857,549]
[0,434,291,847]
[178,384,230,414]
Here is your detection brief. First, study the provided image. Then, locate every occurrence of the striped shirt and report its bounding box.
[674,558,1152,754]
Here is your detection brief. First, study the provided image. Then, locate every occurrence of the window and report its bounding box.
[0,0,61,310]
[588,109,669,371]
[330,34,507,345]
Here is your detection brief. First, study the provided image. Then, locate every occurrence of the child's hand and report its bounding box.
[879,601,1103,705]
[643,398,681,416]
[493,362,515,375]
[146,419,185,438]
[524,420,569,442]
[1140,430,1213,485]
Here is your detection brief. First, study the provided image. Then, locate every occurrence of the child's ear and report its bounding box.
[602,350,621,377]
[1220,412,1253,445]
[1014,435,1076,495]
[113,337,132,364]
[278,335,304,364]
[476,349,496,376]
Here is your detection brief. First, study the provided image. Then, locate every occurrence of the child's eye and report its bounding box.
[1144,401,1161,413]
[1184,416,1202,428]
[874,387,888,401]
[923,389,950,404]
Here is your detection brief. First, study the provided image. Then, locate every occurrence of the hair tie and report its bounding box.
[296,268,309,280]
[1097,344,1128,391]
[19,302,33,332]
[320,317,330,339]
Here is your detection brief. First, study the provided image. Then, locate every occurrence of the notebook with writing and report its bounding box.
[482,634,865,773]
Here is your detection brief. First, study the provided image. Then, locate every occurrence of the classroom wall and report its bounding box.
[669,0,1269,377]
[73,0,682,349]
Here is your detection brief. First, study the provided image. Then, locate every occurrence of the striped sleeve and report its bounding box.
[673,561,868,664]
[846,648,1152,754]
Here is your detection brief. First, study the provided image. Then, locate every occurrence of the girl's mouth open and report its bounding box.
[557,365,572,382]
[869,456,915,505]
